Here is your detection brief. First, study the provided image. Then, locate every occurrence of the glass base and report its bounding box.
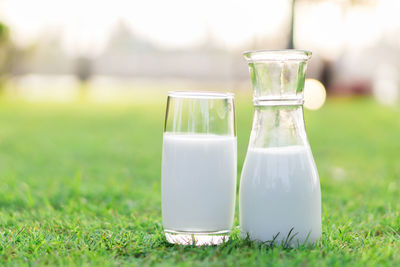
[164,229,230,246]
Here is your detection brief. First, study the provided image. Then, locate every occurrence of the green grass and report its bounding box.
[0,96,399,266]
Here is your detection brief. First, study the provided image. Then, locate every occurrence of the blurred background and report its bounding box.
[0,3,399,261]
[0,0,399,106]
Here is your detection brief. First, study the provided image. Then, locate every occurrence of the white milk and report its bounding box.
[239,146,321,245]
[162,134,237,232]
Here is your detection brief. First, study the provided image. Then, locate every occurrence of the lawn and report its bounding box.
[0,95,399,266]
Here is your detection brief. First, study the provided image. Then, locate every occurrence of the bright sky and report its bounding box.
[0,0,289,55]
[1,0,399,58]
[295,0,400,59]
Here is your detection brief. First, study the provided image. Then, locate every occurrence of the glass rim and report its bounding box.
[168,91,234,99]
[243,49,312,62]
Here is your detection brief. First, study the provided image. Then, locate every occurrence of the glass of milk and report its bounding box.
[162,91,236,246]
[239,50,322,247]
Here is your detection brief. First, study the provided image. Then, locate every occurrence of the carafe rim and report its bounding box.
[243,49,312,62]
[168,91,234,99]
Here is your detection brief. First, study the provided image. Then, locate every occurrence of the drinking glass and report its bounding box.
[162,91,236,246]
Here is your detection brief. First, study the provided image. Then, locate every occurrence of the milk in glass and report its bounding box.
[162,134,237,232]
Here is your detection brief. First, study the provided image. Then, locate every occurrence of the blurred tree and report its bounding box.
[74,56,92,83]
[0,22,34,92]
[28,31,69,74]
[105,20,157,54]
[0,22,13,90]
[74,56,93,99]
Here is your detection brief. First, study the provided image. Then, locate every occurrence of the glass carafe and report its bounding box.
[239,50,321,246]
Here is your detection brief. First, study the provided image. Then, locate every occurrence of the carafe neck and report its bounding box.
[243,50,312,105]
[248,105,307,149]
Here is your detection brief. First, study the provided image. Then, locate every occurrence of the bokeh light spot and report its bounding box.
[304,79,326,110]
